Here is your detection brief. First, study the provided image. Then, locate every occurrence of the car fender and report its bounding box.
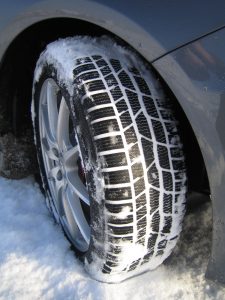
[0,0,225,65]
[153,27,225,284]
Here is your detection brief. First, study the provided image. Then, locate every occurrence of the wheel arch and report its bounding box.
[0,16,209,193]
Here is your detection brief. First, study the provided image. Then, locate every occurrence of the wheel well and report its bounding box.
[0,17,209,193]
[0,18,114,136]
[159,79,210,194]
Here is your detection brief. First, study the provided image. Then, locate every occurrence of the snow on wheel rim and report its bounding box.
[39,78,90,252]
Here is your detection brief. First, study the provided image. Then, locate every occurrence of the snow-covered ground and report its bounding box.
[0,177,224,300]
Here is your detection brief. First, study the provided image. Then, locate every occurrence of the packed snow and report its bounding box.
[0,176,225,299]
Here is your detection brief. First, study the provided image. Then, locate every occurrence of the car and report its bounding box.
[0,0,225,284]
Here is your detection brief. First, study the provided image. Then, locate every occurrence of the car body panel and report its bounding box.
[0,0,225,65]
[153,27,225,284]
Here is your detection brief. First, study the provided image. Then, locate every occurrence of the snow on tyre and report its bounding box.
[32,36,187,282]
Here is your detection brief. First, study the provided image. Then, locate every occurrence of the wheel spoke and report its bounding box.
[63,145,79,168]
[46,80,59,140]
[47,166,64,209]
[67,170,90,205]
[48,165,61,180]
[57,97,70,152]
[41,137,59,161]
[41,108,58,147]
[64,187,90,245]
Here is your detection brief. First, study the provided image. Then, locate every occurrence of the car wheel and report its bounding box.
[32,36,187,282]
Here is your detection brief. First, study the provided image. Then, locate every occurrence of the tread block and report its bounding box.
[131,162,144,179]
[152,120,166,143]
[125,90,141,115]
[163,193,173,214]
[107,215,133,225]
[136,193,146,209]
[105,261,118,268]
[156,98,170,109]
[90,92,111,105]
[75,71,99,84]
[73,63,96,76]
[134,177,145,196]
[96,59,108,67]
[150,188,159,214]
[108,245,123,255]
[128,259,141,271]
[128,66,140,76]
[137,228,146,239]
[137,237,145,246]
[165,121,177,134]
[110,86,123,100]
[175,180,184,191]
[105,202,133,213]
[92,119,119,136]
[141,138,154,167]
[108,225,133,235]
[124,126,138,144]
[92,55,102,61]
[102,266,111,274]
[105,74,118,87]
[129,143,141,163]
[104,152,127,167]
[170,147,183,158]
[87,80,105,92]
[104,170,130,185]
[151,211,160,232]
[156,250,164,256]
[100,66,111,76]
[160,109,175,121]
[120,111,133,128]
[137,216,147,229]
[136,113,152,139]
[89,107,115,122]
[95,135,123,152]
[172,160,185,171]
[105,187,132,201]
[147,234,158,249]
[76,57,92,65]
[116,99,128,114]
[162,216,172,233]
[162,171,173,191]
[168,134,180,145]
[106,253,120,263]
[143,96,159,118]
[137,205,147,220]
[134,76,151,95]
[118,71,135,90]
[147,163,159,188]
[158,239,167,250]
[110,59,122,73]
[108,235,133,243]
[157,145,170,169]
[141,251,154,264]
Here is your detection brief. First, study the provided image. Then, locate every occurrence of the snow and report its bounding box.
[0,176,225,299]
[34,36,158,97]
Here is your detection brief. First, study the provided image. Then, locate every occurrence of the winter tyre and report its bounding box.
[32,36,187,282]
